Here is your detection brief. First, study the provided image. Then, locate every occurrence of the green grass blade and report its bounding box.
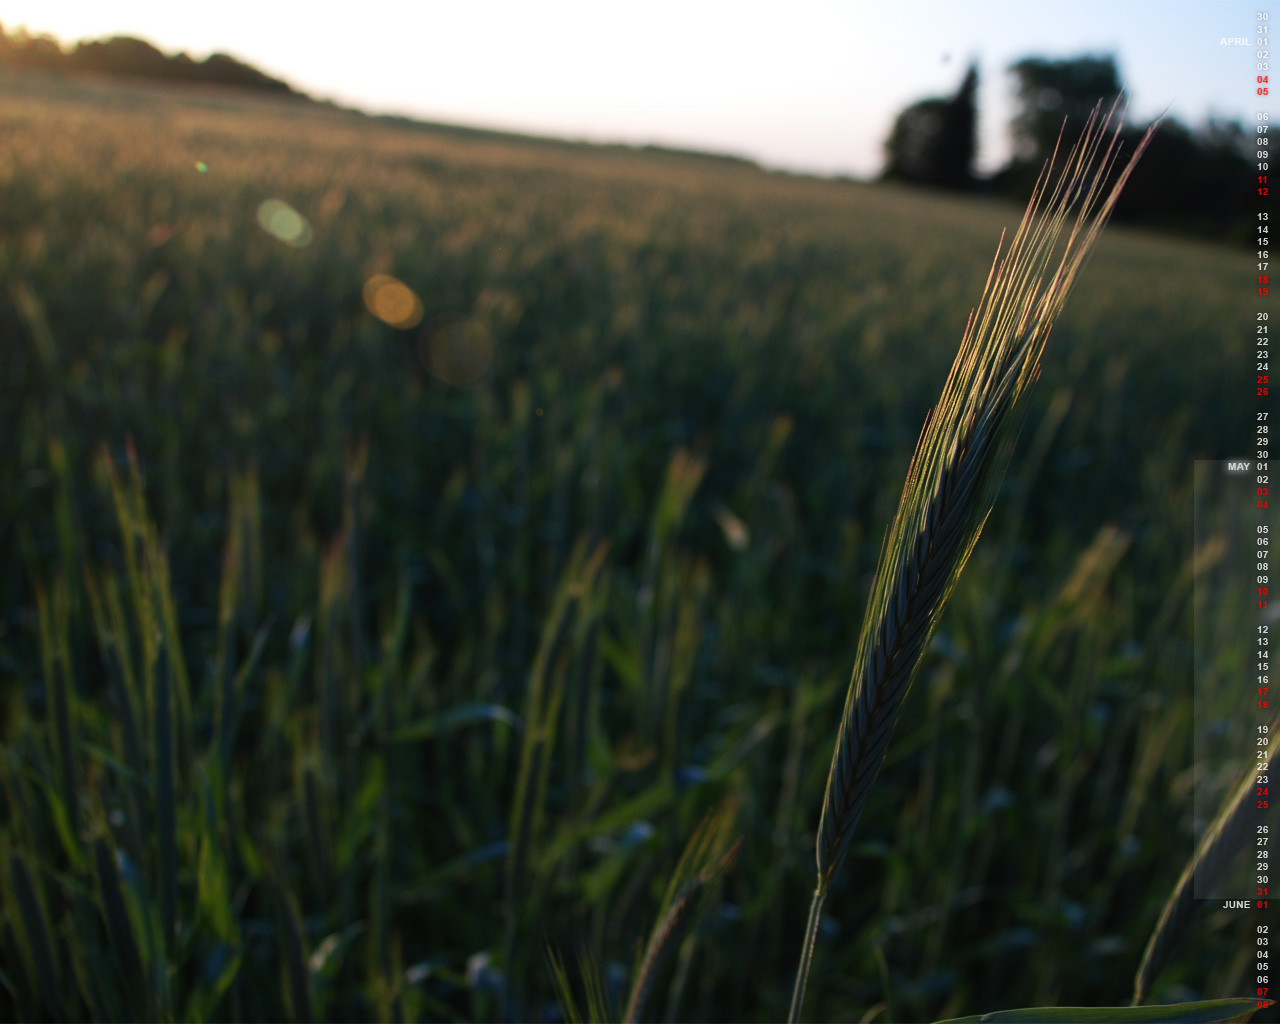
[96,444,158,726]
[13,280,58,374]
[36,580,79,841]
[270,876,313,1024]
[934,998,1267,1023]
[546,944,585,1024]
[219,621,270,768]
[84,568,146,800]
[196,831,239,944]
[0,917,37,1021]
[92,836,149,1019]
[302,765,332,894]
[66,891,113,1022]
[21,756,86,870]
[389,702,522,742]
[9,850,62,1019]
[154,635,178,963]
[504,538,606,1013]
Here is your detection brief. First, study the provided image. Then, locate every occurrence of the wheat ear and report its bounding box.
[623,805,740,1024]
[788,103,1156,1023]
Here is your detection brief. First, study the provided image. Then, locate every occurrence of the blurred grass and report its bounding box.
[0,67,1263,1021]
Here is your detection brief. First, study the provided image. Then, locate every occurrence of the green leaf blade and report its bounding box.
[935,997,1266,1024]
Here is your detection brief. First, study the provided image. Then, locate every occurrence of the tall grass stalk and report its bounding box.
[8,849,62,1019]
[155,634,178,967]
[621,802,739,1023]
[35,579,77,842]
[504,538,610,1019]
[788,104,1156,1022]
[91,836,148,1017]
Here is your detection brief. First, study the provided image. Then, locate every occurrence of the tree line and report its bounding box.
[884,55,1253,246]
[0,23,298,96]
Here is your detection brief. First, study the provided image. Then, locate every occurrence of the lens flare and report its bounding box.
[256,198,312,248]
[362,274,424,329]
[419,314,494,387]
[714,505,750,551]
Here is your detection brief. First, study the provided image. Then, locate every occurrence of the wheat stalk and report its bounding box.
[788,103,1156,1023]
[623,802,740,1023]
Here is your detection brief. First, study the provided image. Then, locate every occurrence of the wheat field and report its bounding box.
[0,68,1265,1022]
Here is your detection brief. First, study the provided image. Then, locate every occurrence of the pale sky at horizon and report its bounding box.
[0,1,1267,178]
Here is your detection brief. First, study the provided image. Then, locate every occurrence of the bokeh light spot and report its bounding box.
[194,161,208,173]
[362,274,424,329]
[256,198,313,247]
[420,314,494,387]
[714,505,750,551]
[148,223,175,247]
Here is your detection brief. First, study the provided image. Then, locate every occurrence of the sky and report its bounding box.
[0,0,1268,178]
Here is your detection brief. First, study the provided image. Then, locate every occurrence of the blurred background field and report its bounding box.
[0,66,1262,1022]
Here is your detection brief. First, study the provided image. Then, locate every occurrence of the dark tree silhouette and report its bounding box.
[1007,54,1123,164]
[0,24,298,96]
[1109,116,1252,243]
[68,36,177,78]
[883,63,979,190]
[935,64,979,189]
[990,55,1124,201]
[0,24,65,69]
[994,52,1249,244]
